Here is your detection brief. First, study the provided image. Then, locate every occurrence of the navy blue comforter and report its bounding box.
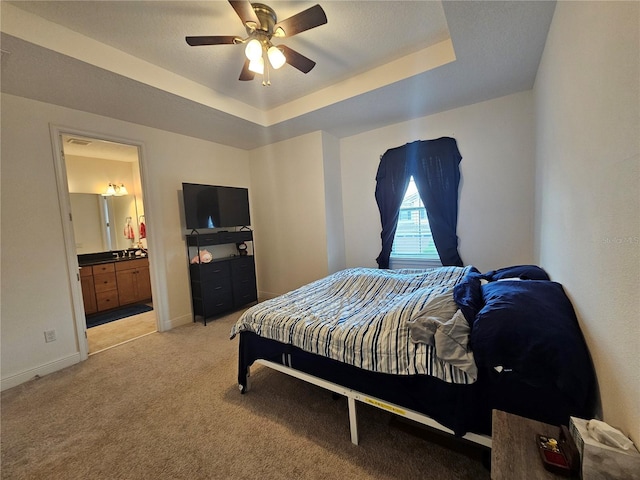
[454,266,596,427]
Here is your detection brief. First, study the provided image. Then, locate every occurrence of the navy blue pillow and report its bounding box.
[470,280,593,408]
[453,265,550,328]
[453,268,483,325]
[484,265,550,281]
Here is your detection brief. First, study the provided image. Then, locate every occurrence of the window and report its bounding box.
[390,177,441,269]
[375,138,462,268]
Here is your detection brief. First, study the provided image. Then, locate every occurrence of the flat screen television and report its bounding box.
[182,183,251,230]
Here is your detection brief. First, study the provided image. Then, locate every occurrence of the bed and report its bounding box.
[230,265,595,447]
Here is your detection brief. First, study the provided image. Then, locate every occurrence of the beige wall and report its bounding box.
[247,91,539,295]
[249,132,330,297]
[0,93,250,389]
[534,1,639,444]
[249,131,346,299]
[66,154,136,195]
[340,90,537,272]
[321,132,347,275]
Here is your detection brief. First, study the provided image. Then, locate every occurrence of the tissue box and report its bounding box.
[569,417,640,480]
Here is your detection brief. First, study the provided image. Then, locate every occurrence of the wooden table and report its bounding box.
[491,409,568,480]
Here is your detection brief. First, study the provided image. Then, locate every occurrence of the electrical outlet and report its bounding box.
[44,330,57,343]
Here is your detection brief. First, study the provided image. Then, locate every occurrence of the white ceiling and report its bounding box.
[0,1,556,151]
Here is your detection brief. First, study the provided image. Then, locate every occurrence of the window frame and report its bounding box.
[389,176,442,269]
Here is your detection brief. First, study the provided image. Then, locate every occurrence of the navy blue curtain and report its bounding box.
[374,145,412,268]
[375,137,463,268]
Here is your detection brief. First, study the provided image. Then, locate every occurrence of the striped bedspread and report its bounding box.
[230,265,474,384]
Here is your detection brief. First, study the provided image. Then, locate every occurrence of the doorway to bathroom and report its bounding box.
[54,129,159,355]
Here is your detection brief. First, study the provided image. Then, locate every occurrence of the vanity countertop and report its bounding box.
[78,253,148,267]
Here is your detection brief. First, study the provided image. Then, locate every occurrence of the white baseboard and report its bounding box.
[1,353,81,392]
[2,312,201,391]
[165,313,192,330]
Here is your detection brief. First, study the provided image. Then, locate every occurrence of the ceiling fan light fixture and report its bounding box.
[248,56,264,74]
[244,38,263,61]
[267,46,286,69]
[186,1,328,82]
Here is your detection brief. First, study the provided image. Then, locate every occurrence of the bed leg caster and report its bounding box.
[239,381,251,394]
[239,367,251,394]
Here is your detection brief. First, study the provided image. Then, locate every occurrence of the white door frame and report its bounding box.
[49,124,165,360]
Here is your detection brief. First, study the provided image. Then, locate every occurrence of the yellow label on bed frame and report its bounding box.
[364,397,406,416]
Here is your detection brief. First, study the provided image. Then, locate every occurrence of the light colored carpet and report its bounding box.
[87,309,157,353]
[1,310,490,480]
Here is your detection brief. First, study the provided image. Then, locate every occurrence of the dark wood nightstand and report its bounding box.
[491,409,569,479]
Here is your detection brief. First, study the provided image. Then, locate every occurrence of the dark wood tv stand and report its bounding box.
[186,230,257,325]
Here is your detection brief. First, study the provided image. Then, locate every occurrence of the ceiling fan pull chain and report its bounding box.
[263,56,271,86]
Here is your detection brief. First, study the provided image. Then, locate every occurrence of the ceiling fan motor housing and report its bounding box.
[247,3,277,39]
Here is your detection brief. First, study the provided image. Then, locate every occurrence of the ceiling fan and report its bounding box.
[186,1,327,84]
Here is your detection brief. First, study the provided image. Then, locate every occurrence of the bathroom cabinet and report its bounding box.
[79,257,151,315]
[115,258,152,306]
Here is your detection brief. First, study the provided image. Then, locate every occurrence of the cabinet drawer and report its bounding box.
[188,231,252,246]
[231,256,256,307]
[230,256,255,275]
[233,281,257,307]
[191,261,231,283]
[115,258,149,272]
[79,265,93,277]
[192,279,232,299]
[96,290,119,311]
[92,263,115,274]
[94,272,117,293]
[233,275,256,291]
[195,291,233,317]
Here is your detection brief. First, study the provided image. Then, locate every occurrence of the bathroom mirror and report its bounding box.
[70,193,143,254]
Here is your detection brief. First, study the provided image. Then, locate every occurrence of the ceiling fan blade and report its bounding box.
[273,4,327,38]
[186,36,239,46]
[239,59,255,81]
[228,0,260,29]
[278,45,316,74]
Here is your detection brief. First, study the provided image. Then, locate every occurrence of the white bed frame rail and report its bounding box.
[246,359,492,449]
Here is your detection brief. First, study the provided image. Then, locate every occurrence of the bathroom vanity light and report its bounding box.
[102,183,128,196]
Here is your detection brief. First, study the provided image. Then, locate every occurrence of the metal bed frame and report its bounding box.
[244,359,492,448]
[237,332,492,449]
